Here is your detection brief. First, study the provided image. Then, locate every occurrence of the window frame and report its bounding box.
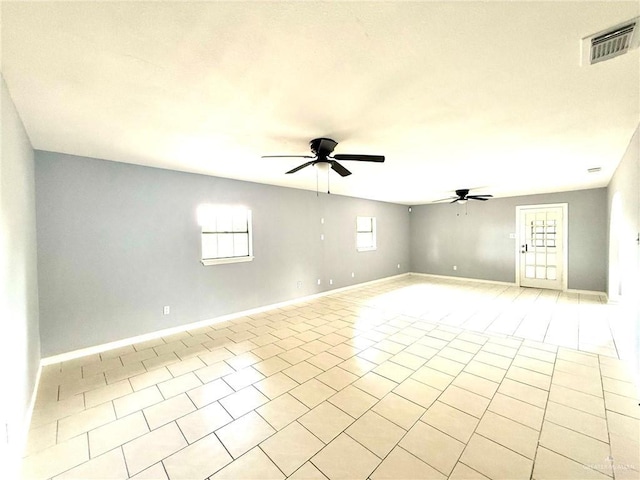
[199,206,254,266]
[356,216,377,252]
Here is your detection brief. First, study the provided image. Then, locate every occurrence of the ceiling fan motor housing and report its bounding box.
[310,138,338,157]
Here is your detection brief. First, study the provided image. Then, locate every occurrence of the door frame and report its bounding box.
[515,203,569,291]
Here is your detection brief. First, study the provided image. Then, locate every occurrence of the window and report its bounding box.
[197,205,254,265]
[356,216,376,251]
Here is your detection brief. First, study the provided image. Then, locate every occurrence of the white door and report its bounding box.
[518,205,566,290]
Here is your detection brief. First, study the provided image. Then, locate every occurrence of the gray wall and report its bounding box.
[35,151,410,356]
[410,188,608,291]
[1,76,41,473]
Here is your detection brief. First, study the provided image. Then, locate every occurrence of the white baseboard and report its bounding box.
[41,273,410,365]
[409,272,517,287]
[411,273,607,299]
[22,363,42,448]
[4,363,43,478]
[565,288,608,299]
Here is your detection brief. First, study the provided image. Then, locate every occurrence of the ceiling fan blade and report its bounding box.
[262,155,315,159]
[286,160,316,174]
[467,195,493,200]
[450,198,460,204]
[331,161,352,177]
[332,154,385,163]
[468,196,489,201]
[432,196,457,203]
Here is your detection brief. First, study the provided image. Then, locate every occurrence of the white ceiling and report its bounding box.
[2,1,639,205]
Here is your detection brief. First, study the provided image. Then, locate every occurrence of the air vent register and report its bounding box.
[581,17,640,65]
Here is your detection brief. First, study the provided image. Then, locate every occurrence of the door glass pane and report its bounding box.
[521,207,562,286]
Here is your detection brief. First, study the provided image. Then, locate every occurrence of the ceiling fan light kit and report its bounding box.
[314,161,331,173]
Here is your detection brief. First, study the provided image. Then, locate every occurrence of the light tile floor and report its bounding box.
[22,276,640,479]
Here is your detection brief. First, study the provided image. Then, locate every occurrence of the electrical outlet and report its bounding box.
[351,272,355,278]
[320,234,324,241]
[317,279,321,285]
[297,281,302,289]
[163,306,170,315]
[329,279,333,285]
[453,265,457,271]
[397,263,401,269]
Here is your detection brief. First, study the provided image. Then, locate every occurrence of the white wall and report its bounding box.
[0,76,41,476]
[607,124,639,365]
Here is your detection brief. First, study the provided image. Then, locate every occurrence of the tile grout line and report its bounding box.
[442,330,521,478]
[25,278,635,479]
[599,354,618,479]
[529,342,607,480]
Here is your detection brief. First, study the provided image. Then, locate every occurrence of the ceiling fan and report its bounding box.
[262,137,385,177]
[433,188,493,204]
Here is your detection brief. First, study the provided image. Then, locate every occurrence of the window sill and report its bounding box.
[357,247,377,252]
[201,256,254,266]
